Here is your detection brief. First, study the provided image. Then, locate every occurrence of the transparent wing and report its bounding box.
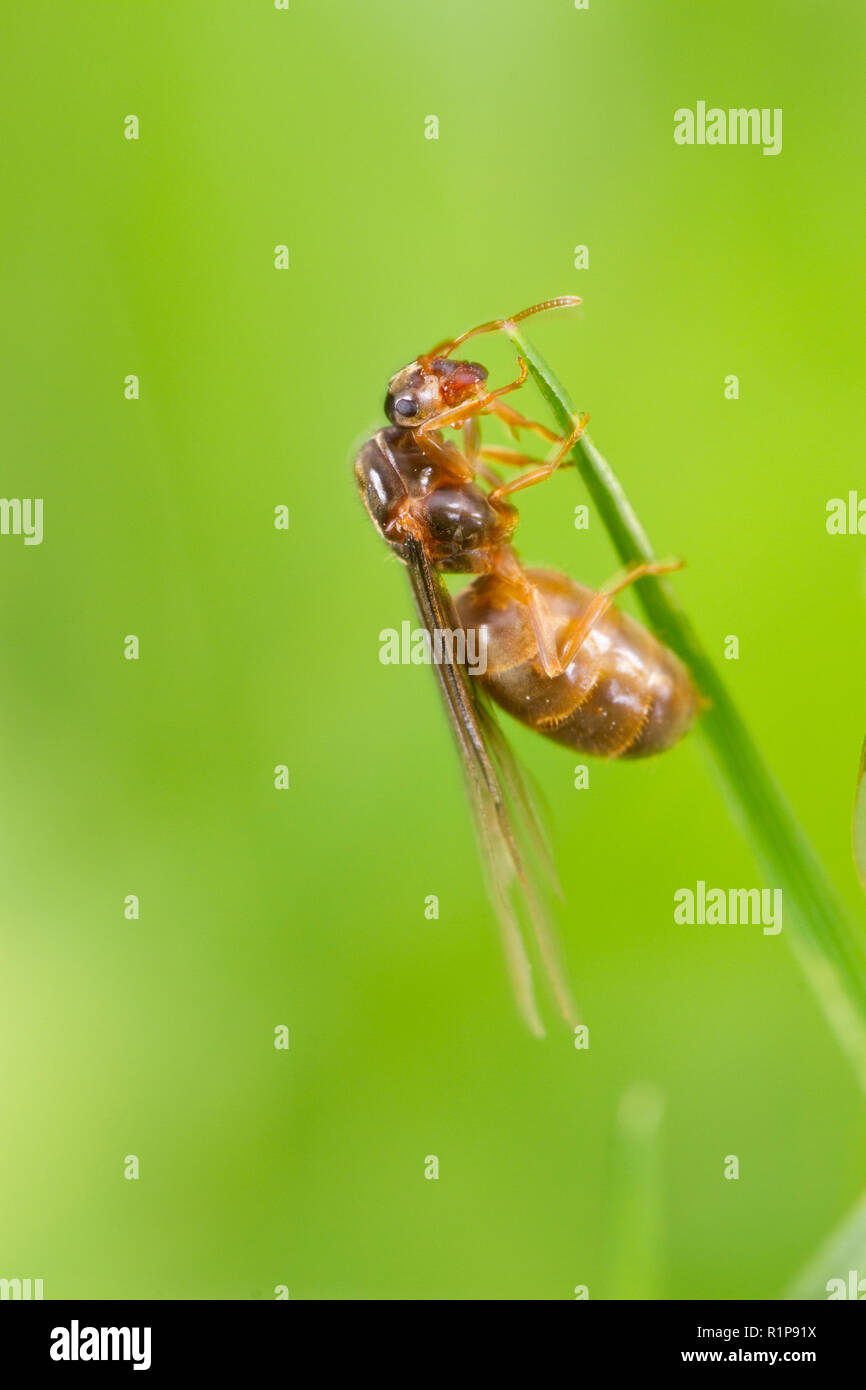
[403,536,579,1036]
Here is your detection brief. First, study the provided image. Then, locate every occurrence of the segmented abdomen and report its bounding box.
[454,568,698,759]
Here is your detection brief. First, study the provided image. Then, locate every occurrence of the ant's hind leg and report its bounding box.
[489,548,565,681]
[557,558,685,669]
[601,556,685,606]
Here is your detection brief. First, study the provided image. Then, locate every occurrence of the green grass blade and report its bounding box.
[785,1190,866,1299]
[507,323,866,1091]
[607,1083,665,1300]
[853,738,866,895]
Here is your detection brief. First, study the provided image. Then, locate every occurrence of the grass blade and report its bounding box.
[785,1190,866,1299]
[853,738,866,895]
[607,1083,665,1300]
[506,322,866,1092]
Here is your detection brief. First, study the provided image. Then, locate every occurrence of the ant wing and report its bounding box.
[402,535,579,1037]
[480,707,563,902]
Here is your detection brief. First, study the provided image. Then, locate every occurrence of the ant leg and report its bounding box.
[383,497,426,545]
[462,420,505,488]
[489,548,564,680]
[488,414,590,504]
[465,421,574,490]
[416,359,529,437]
[478,445,546,469]
[476,441,577,490]
[465,420,557,483]
[475,460,506,489]
[462,417,481,467]
[557,558,685,669]
[413,424,475,480]
[488,399,561,443]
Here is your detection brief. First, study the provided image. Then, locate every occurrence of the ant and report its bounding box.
[355,299,698,1034]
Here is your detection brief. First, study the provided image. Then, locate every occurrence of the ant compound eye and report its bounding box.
[394,396,419,418]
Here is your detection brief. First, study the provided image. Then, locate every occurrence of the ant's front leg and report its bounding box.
[415,359,529,437]
[412,425,475,481]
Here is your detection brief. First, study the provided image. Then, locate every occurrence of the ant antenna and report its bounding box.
[426,297,581,360]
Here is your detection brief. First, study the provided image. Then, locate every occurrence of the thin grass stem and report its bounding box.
[507,322,866,1092]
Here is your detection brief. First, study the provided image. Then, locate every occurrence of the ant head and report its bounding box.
[384,357,488,428]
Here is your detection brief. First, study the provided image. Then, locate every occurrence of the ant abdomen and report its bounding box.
[455,568,699,759]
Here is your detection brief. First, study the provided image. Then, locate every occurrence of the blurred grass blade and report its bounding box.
[607,1083,665,1299]
[853,737,866,894]
[507,322,866,1093]
[785,1190,866,1299]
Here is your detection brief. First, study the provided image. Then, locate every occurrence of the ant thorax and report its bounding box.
[354,426,516,573]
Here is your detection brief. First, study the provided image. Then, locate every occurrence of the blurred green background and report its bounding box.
[1,0,865,1300]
